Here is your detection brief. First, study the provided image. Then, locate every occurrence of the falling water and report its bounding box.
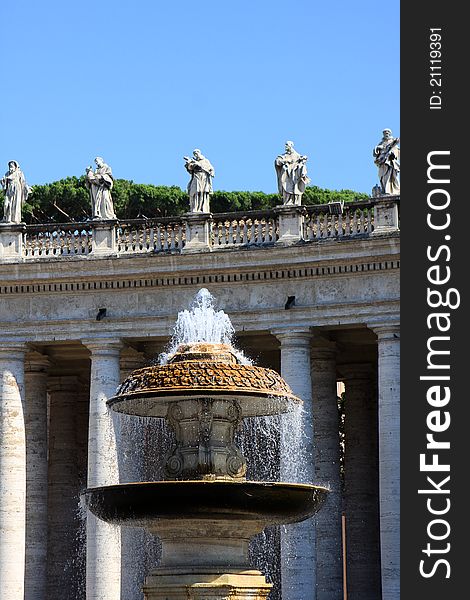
[237,403,311,484]
[238,403,311,600]
[113,412,175,483]
[112,413,175,599]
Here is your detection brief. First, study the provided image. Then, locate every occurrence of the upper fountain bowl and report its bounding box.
[108,342,301,418]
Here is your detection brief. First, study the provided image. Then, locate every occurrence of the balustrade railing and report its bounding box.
[0,196,399,261]
[303,201,375,240]
[212,210,278,247]
[116,218,185,253]
[24,223,93,257]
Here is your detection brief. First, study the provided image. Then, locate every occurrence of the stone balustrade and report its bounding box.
[0,196,399,262]
[211,209,278,248]
[304,200,375,240]
[24,223,93,257]
[117,218,185,254]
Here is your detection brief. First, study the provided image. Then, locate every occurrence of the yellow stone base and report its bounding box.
[143,569,272,600]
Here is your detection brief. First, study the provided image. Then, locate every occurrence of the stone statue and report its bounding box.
[1,160,31,224]
[274,141,311,205]
[373,129,400,195]
[184,149,214,213]
[85,157,117,220]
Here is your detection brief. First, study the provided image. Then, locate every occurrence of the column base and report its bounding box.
[143,568,272,600]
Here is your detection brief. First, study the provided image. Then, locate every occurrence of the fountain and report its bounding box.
[84,289,328,599]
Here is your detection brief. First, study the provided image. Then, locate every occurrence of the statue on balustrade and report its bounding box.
[184,149,215,213]
[373,129,400,195]
[274,141,311,206]
[1,160,31,224]
[85,157,117,220]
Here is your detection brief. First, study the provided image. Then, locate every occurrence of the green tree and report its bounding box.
[3,177,369,224]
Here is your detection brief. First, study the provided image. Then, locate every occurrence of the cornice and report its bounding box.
[0,257,399,296]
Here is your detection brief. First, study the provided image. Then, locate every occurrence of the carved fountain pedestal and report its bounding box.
[85,340,328,600]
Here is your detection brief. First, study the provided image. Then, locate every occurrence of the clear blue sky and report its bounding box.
[1,0,399,195]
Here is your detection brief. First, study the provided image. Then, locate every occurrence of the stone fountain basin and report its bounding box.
[110,356,301,418]
[108,391,297,418]
[83,480,328,527]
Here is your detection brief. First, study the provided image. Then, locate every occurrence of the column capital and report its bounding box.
[311,339,337,360]
[369,323,400,341]
[271,327,312,347]
[25,351,50,373]
[120,345,146,379]
[82,338,122,356]
[0,341,27,362]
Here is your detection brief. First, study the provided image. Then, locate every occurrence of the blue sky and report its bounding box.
[1,1,399,194]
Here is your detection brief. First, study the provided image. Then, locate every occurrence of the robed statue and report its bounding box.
[85,157,117,220]
[184,149,215,213]
[274,141,310,205]
[1,160,31,224]
[373,129,400,195]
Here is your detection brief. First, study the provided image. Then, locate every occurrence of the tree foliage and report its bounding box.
[3,176,369,224]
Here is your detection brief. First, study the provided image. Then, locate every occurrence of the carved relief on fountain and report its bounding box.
[164,397,246,480]
[113,344,297,409]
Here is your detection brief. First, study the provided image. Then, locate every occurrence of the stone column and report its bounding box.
[340,364,381,600]
[24,351,50,600]
[372,325,400,600]
[0,343,26,600]
[47,376,81,600]
[311,344,343,600]
[273,329,315,600]
[83,339,122,600]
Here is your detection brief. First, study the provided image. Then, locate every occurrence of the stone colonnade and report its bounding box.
[0,325,399,600]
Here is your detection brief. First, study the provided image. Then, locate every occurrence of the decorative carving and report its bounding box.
[116,360,296,400]
[165,453,184,479]
[0,259,401,296]
[226,450,246,478]
[163,396,247,480]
